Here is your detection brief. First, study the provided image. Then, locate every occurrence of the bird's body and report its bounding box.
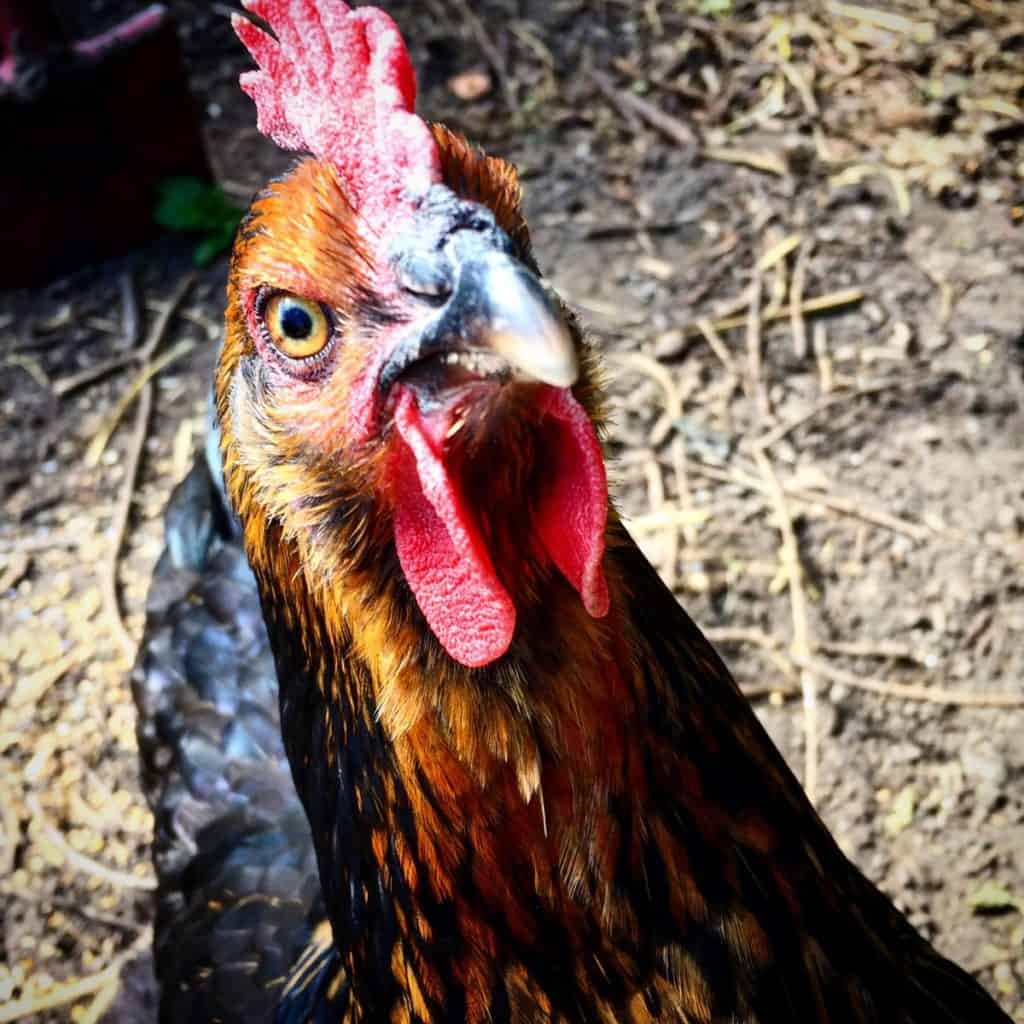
[136,438,1009,1024]
[132,2,1012,1021]
[132,449,345,1022]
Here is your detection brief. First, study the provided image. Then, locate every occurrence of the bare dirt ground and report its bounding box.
[1,1,1023,1020]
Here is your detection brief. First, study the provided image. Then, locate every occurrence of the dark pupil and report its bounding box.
[280,303,314,339]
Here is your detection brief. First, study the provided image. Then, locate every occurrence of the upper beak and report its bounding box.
[453,253,579,389]
[382,233,579,395]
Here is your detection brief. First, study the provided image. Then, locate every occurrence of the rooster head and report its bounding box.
[218,0,609,668]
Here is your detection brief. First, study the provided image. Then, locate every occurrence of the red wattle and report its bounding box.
[391,385,609,668]
[535,388,610,618]
[393,390,516,667]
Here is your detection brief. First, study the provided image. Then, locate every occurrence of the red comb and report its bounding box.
[233,0,441,236]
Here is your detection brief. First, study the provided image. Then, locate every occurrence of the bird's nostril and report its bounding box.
[394,250,454,302]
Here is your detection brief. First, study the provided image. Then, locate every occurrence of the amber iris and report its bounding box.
[263,292,331,359]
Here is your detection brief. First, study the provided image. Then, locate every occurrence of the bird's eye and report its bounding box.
[261,292,332,360]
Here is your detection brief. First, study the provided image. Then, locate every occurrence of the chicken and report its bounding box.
[132,1,1013,1021]
[132,427,346,1022]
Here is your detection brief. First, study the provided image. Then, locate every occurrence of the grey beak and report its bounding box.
[382,222,579,397]
[460,253,578,389]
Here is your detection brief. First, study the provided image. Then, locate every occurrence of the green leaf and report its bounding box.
[193,236,223,267]
[156,177,242,265]
[156,178,213,231]
[969,881,1021,913]
[193,221,237,266]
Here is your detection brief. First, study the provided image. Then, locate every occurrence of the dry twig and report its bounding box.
[93,273,197,660]
[789,239,811,358]
[706,632,1022,709]
[85,272,195,457]
[591,69,698,153]
[686,287,864,337]
[0,551,29,593]
[694,317,741,379]
[54,351,138,398]
[751,378,906,451]
[450,0,516,110]
[746,260,770,420]
[816,639,924,663]
[671,435,700,548]
[689,457,938,543]
[85,338,196,466]
[813,321,833,393]
[701,146,788,176]
[794,656,1024,708]
[0,780,20,877]
[99,377,152,662]
[753,448,819,802]
[607,352,686,421]
[7,651,87,709]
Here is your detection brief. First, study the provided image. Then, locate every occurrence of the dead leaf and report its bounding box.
[969,881,1021,913]
[448,69,492,101]
[884,786,915,835]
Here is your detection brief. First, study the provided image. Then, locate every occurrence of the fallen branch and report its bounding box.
[591,69,698,153]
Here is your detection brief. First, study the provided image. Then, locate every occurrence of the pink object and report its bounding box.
[232,0,441,240]
[0,3,165,83]
[72,4,165,60]
[0,1,59,84]
[392,386,608,667]
[0,1,210,286]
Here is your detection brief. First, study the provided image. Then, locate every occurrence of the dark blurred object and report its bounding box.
[0,2,211,288]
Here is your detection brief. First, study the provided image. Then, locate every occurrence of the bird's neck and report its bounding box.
[253,522,878,1021]
[252,522,674,1014]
